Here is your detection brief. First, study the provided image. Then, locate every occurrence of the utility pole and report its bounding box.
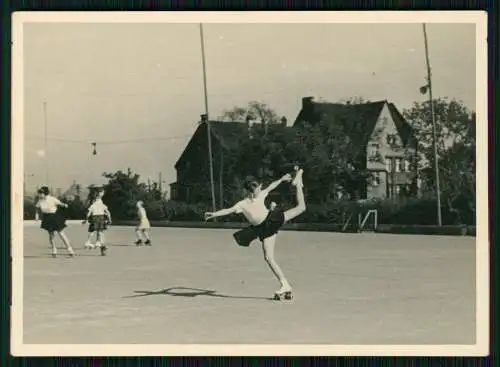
[199,23,217,212]
[43,101,49,188]
[422,23,443,227]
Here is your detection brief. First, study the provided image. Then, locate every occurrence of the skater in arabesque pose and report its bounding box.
[204,167,306,300]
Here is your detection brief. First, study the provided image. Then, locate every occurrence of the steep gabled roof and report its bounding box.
[387,103,416,147]
[174,121,249,169]
[210,121,250,150]
[294,99,415,148]
[294,100,386,146]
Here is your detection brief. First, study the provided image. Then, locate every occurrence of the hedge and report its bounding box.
[23,196,475,227]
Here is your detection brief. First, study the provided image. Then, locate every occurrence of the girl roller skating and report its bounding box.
[35,186,76,258]
[84,187,112,256]
[134,200,152,246]
[204,166,306,301]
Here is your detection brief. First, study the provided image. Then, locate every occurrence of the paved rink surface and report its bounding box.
[22,224,476,345]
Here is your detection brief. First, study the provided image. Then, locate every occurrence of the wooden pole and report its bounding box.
[199,23,217,212]
[43,101,49,187]
[423,24,443,227]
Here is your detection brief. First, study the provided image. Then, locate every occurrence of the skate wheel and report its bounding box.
[284,291,293,300]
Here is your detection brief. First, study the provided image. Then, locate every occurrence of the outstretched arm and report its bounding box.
[55,198,68,209]
[204,204,240,221]
[262,173,292,195]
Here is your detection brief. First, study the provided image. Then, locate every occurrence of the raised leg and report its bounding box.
[283,168,306,223]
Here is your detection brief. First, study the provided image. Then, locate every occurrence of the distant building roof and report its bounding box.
[294,98,415,147]
[61,182,90,200]
[174,120,292,169]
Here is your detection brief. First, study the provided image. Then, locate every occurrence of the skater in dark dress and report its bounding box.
[35,186,75,258]
[83,187,112,256]
[204,167,306,300]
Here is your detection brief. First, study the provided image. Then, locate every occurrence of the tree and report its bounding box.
[219,100,282,125]
[101,168,167,220]
[403,98,475,223]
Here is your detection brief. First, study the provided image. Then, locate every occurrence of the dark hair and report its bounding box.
[244,176,260,193]
[37,186,49,195]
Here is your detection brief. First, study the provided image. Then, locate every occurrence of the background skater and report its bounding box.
[204,166,306,300]
[84,187,112,255]
[35,186,76,258]
[135,200,152,246]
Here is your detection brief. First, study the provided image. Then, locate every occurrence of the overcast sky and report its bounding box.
[22,22,476,193]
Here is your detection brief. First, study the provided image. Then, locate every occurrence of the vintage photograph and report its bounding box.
[11,12,488,356]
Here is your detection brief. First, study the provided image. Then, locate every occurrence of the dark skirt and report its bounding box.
[88,214,108,232]
[40,213,67,233]
[253,209,285,241]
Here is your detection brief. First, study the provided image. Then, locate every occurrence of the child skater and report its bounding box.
[84,187,112,256]
[134,201,152,246]
[83,191,98,249]
[204,166,306,300]
[35,186,76,258]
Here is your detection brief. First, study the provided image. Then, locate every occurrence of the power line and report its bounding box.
[25,133,193,145]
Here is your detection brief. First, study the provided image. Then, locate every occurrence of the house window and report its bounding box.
[372,172,381,186]
[386,134,397,146]
[385,157,393,172]
[369,143,380,159]
[404,159,411,172]
[395,158,404,172]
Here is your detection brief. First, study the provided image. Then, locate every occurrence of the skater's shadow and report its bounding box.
[124,286,273,301]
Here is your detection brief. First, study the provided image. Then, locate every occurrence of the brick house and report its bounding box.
[294,97,418,200]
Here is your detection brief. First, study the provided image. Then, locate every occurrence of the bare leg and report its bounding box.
[262,234,291,291]
[135,228,143,245]
[57,230,75,256]
[97,231,106,245]
[97,231,108,255]
[135,229,143,240]
[48,232,57,257]
[284,169,306,223]
[85,232,95,249]
[142,230,151,241]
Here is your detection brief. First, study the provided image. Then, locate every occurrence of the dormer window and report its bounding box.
[386,134,397,146]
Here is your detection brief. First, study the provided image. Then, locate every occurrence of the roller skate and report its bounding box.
[135,239,143,246]
[100,244,108,256]
[84,242,95,250]
[51,250,57,259]
[144,239,151,246]
[273,284,293,301]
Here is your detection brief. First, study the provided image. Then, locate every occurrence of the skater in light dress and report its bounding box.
[84,188,112,255]
[83,190,98,249]
[204,167,306,300]
[35,186,75,258]
[135,201,151,246]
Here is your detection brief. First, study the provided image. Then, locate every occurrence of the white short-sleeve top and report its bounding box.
[36,195,62,214]
[233,191,269,226]
[88,199,108,216]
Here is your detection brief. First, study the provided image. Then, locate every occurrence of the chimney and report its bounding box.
[200,114,208,123]
[280,116,287,126]
[302,96,314,108]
